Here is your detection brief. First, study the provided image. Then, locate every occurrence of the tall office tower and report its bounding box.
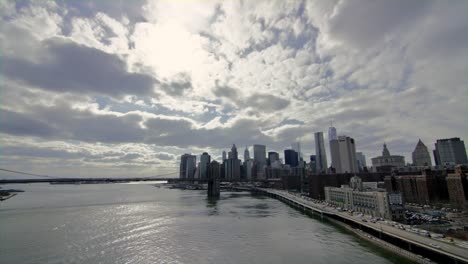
[225,158,241,181]
[284,149,299,167]
[328,125,337,141]
[186,155,197,179]
[244,159,254,181]
[292,141,302,163]
[231,144,238,159]
[180,154,188,179]
[412,139,432,166]
[268,152,280,164]
[222,151,226,161]
[253,144,267,174]
[225,144,241,181]
[433,138,468,165]
[180,154,196,179]
[244,147,250,161]
[314,132,328,173]
[356,152,367,171]
[330,136,358,173]
[199,152,211,180]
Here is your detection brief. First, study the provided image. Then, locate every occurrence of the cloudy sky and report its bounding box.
[1,0,467,178]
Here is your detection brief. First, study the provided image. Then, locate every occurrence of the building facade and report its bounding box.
[268,151,279,165]
[330,136,358,173]
[314,132,328,173]
[356,152,367,171]
[384,170,449,205]
[253,144,266,178]
[225,144,241,181]
[199,152,211,180]
[284,149,299,167]
[371,144,405,172]
[328,126,337,141]
[324,177,391,219]
[433,138,468,166]
[179,154,197,179]
[244,147,250,161]
[309,155,317,174]
[412,139,432,167]
[446,166,468,209]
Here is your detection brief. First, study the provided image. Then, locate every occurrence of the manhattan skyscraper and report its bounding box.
[330,136,357,173]
[314,132,328,173]
[253,144,266,178]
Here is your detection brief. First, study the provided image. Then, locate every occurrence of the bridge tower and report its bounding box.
[208,160,220,198]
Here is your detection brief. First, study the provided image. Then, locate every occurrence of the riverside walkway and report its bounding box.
[254,188,468,264]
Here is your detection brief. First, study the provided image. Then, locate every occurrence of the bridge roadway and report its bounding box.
[254,188,468,264]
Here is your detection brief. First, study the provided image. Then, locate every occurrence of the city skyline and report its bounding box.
[1,1,467,178]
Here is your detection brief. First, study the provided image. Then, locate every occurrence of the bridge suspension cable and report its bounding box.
[146,171,179,178]
[0,168,60,179]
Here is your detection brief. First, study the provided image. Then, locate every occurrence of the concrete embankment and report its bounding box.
[328,217,431,264]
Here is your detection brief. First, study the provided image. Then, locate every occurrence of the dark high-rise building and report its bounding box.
[199,152,211,180]
[253,145,266,179]
[180,154,196,179]
[284,149,299,167]
[433,138,468,165]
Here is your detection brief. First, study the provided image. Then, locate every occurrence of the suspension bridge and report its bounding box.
[0,167,181,184]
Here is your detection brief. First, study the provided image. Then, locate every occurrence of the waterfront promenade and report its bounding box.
[255,188,468,264]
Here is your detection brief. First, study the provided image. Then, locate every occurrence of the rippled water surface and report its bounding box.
[0,183,411,264]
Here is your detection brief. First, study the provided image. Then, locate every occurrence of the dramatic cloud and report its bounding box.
[0,0,467,178]
[2,38,157,98]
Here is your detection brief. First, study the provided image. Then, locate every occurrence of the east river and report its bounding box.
[0,183,412,264]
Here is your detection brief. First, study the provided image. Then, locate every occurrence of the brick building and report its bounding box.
[384,169,449,205]
[446,166,468,209]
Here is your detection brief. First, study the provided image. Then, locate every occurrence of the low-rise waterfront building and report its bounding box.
[324,176,391,219]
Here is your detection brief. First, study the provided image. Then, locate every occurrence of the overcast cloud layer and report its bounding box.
[1,0,467,178]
